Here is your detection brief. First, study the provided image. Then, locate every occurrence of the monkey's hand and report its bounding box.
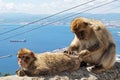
[64,47,77,55]
[16,69,26,76]
[79,50,90,59]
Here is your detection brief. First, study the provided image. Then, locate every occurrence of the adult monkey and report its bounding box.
[16,48,82,76]
[64,17,116,73]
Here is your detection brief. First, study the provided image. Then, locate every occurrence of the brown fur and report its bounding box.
[64,17,116,73]
[16,48,81,76]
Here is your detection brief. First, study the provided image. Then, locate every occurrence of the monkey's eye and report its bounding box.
[25,56,30,60]
[83,22,89,27]
[18,56,21,58]
[74,27,78,31]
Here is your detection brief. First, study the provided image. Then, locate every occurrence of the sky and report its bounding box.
[0,0,120,14]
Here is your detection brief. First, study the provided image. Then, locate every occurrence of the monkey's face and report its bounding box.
[71,18,92,40]
[17,48,36,69]
[17,54,35,68]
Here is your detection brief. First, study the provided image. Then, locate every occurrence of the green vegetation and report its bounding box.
[0,72,2,77]
[0,72,11,77]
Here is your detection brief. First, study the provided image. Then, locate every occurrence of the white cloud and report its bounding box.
[0,0,34,13]
[87,0,120,14]
[16,3,34,13]
[0,0,119,14]
[0,0,15,12]
[64,0,73,3]
[6,3,15,10]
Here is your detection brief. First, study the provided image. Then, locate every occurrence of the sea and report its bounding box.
[0,25,120,75]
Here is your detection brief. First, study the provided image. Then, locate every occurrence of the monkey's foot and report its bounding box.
[16,69,26,76]
[87,65,105,73]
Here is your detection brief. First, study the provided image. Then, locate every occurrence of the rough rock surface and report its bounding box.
[0,62,120,80]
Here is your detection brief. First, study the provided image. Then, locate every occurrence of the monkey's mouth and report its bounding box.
[77,31,85,40]
[19,63,24,67]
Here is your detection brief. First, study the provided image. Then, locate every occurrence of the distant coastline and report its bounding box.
[0,13,120,27]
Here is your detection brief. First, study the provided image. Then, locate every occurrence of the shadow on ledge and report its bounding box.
[0,62,120,80]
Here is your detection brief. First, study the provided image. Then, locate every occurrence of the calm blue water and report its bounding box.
[0,25,120,75]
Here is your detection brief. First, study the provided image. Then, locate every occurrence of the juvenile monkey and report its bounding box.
[64,17,116,73]
[16,48,81,76]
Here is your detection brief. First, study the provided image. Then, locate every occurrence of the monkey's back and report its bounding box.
[35,52,80,73]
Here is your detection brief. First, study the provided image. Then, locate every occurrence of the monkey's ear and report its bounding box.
[31,52,36,59]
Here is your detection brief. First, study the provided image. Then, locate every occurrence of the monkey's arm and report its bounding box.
[16,68,35,76]
[16,69,26,76]
[28,66,51,76]
[92,25,108,47]
[79,26,108,58]
[64,36,80,54]
[16,69,49,76]
[79,41,102,58]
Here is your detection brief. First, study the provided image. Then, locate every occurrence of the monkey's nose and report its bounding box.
[80,31,84,36]
[19,59,23,64]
